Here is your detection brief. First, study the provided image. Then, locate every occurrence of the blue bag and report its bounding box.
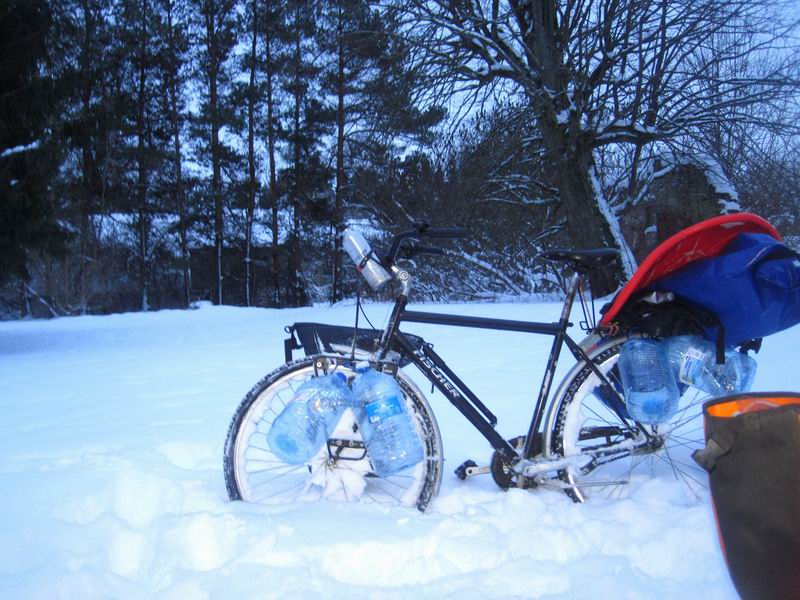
[650,233,800,346]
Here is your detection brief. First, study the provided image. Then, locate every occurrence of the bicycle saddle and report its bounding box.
[541,248,619,269]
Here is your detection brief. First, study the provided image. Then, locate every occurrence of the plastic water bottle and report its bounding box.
[618,338,681,424]
[342,229,393,290]
[665,335,757,396]
[267,372,354,464]
[351,367,423,477]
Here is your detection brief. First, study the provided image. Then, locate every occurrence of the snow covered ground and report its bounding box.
[1,301,797,599]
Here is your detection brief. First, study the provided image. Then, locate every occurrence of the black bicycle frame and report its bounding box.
[374,272,624,467]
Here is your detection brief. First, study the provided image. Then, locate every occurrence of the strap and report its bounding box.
[283,325,302,363]
[692,428,736,472]
[715,325,726,365]
[674,297,726,364]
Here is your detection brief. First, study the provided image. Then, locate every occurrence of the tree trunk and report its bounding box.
[20,280,31,318]
[166,0,190,308]
[245,0,258,307]
[78,1,94,314]
[539,116,625,294]
[79,94,91,315]
[136,0,150,311]
[522,0,625,295]
[205,1,224,305]
[331,8,345,305]
[264,20,279,306]
[289,11,302,307]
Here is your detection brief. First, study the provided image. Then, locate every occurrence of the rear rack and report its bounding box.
[284,322,425,367]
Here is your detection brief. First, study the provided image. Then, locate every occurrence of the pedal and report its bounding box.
[454,460,491,480]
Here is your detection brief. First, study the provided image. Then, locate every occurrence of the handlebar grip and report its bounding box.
[415,244,445,256]
[418,227,470,239]
[398,242,445,259]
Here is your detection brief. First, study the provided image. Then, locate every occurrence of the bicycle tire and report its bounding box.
[544,338,711,502]
[224,356,443,511]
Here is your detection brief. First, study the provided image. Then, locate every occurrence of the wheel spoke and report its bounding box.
[659,446,708,496]
[665,434,703,450]
[256,479,308,503]
[671,424,704,438]
[375,475,412,491]
[246,444,271,452]
[245,461,302,472]
[581,399,615,425]
[249,464,308,488]
[366,478,406,504]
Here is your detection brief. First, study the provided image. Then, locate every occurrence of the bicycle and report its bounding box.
[223,223,717,511]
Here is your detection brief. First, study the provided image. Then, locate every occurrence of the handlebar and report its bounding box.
[386,224,470,263]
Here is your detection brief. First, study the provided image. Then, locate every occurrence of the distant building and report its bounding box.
[620,158,740,263]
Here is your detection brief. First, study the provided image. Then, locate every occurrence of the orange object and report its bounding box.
[705,395,800,418]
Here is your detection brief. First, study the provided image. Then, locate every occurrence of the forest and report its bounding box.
[1,0,798,317]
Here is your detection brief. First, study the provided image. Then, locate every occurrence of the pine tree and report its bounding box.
[193,0,238,305]
[281,0,330,306]
[317,2,445,302]
[159,0,192,308]
[56,0,121,312]
[229,0,263,307]
[0,0,65,289]
[114,0,171,311]
[261,1,285,305]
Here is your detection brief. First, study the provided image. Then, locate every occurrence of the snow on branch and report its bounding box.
[1,141,40,158]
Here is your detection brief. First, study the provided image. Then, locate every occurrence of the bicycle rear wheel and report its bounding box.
[224,356,443,511]
[545,338,710,502]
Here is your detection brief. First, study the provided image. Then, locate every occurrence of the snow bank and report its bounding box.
[2,302,796,598]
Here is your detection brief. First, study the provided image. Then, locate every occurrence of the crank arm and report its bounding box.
[454,459,491,480]
[465,465,491,477]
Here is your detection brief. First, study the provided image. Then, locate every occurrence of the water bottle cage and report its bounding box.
[326,437,368,461]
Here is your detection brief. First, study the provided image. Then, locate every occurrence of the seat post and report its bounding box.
[559,271,583,327]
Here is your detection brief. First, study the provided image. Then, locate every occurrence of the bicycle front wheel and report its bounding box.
[545,338,710,503]
[223,356,443,511]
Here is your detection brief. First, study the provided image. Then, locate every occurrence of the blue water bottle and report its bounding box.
[267,372,353,464]
[618,338,680,424]
[352,367,423,477]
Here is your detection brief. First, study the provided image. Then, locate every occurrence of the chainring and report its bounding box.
[490,435,542,490]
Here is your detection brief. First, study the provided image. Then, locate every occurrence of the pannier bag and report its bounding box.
[693,393,800,600]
